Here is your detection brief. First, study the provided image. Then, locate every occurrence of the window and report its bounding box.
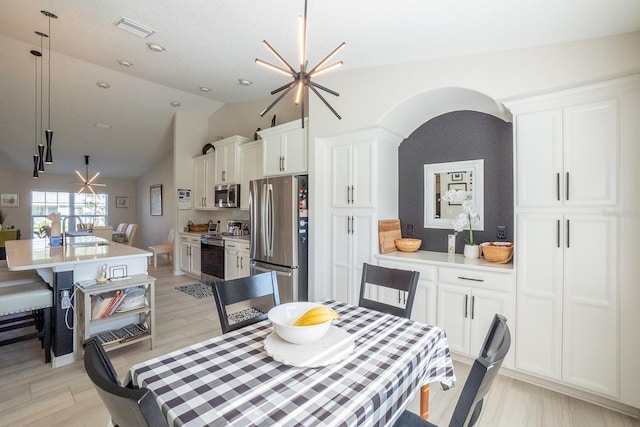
[32,191,108,237]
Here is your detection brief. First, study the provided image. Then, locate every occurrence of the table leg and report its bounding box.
[420,384,430,420]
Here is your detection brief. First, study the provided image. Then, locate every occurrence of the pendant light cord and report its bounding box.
[48,15,51,128]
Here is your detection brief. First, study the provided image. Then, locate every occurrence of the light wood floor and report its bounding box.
[0,264,637,427]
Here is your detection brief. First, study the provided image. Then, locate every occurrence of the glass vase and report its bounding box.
[447,234,456,255]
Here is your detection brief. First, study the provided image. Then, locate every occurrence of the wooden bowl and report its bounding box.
[480,242,514,263]
[394,238,422,252]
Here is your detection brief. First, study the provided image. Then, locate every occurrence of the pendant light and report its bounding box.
[255,0,345,128]
[31,49,42,178]
[35,31,47,173]
[72,156,106,195]
[42,10,57,164]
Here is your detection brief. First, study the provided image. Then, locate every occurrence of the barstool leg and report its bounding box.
[43,307,51,363]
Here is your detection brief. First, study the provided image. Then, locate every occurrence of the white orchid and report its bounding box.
[442,190,479,245]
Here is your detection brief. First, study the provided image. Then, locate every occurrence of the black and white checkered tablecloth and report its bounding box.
[129,300,456,427]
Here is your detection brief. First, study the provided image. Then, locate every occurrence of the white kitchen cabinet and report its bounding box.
[224,239,250,280]
[331,140,374,208]
[258,119,307,177]
[514,98,617,208]
[239,141,263,210]
[516,212,618,397]
[193,154,216,210]
[377,259,436,326]
[214,135,250,184]
[179,234,201,278]
[436,266,515,367]
[330,212,373,305]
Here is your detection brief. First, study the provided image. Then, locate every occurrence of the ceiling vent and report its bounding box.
[114,17,155,38]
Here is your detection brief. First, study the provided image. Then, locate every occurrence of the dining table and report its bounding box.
[128,300,456,427]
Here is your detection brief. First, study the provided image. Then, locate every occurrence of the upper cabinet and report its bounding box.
[239,141,263,210]
[331,140,374,208]
[193,153,216,210]
[214,136,250,184]
[512,94,618,208]
[258,119,308,177]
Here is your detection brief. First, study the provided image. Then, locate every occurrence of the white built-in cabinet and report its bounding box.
[214,136,250,184]
[326,128,401,306]
[193,153,216,209]
[224,238,250,280]
[179,233,201,278]
[239,141,263,210]
[506,74,640,407]
[258,119,308,176]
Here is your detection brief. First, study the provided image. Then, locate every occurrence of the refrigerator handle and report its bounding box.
[261,183,268,257]
[267,183,274,256]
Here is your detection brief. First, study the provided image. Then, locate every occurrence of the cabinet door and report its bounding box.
[563,99,618,207]
[330,212,352,304]
[224,247,239,280]
[240,143,262,210]
[179,239,191,272]
[437,283,470,355]
[215,145,228,184]
[469,289,512,362]
[351,213,373,305]
[413,279,437,326]
[515,213,563,379]
[238,248,250,278]
[563,213,618,397]
[331,144,352,207]
[190,240,201,276]
[193,157,207,209]
[263,135,283,176]
[515,109,563,207]
[350,141,373,207]
[282,126,307,174]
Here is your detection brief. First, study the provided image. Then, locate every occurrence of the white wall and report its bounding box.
[308,31,640,299]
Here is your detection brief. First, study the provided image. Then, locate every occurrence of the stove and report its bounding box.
[201,234,224,283]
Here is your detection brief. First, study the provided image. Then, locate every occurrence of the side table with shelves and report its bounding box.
[76,274,155,358]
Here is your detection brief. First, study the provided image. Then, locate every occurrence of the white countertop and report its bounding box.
[377,250,514,272]
[5,236,151,271]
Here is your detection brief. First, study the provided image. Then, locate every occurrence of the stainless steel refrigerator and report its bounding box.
[249,175,308,303]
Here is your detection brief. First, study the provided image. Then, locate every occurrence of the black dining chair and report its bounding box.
[393,314,511,427]
[83,337,168,427]
[359,263,420,319]
[212,270,281,334]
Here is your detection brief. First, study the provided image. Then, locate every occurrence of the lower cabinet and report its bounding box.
[179,234,201,278]
[224,239,250,280]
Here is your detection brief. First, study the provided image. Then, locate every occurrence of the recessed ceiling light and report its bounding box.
[96,82,111,89]
[146,42,165,52]
[114,17,155,38]
[170,101,181,107]
[95,123,112,129]
[238,79,253,86]
[117,59,133,67]
[199,86,211,92]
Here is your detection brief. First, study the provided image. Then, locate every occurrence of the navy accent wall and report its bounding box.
[398,111,513,253]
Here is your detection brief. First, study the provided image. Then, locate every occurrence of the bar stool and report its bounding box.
[0,281,53,363]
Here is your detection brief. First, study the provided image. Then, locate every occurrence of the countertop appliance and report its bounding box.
[250,175,308,303]
[214,184,239,208]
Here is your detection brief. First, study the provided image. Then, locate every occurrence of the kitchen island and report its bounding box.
[5,236,151,367]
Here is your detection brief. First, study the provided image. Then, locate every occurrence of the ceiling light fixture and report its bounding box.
[35,31,47,173]
[170,101,181,107]
[31,49,42,178]
[114,17,156,38]
[146,42,165,52]
[96,82,111,89]
[95,123,112,129]
[255,0,345,128]
[199,86,211,92]
[238,79,253,86]
[41,10,57,165]
[117,59,133,67]
[73,155,106,195]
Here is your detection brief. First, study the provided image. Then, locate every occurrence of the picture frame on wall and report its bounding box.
[0,193,19,207]
[115,197,129,208]
[150,184,163,216]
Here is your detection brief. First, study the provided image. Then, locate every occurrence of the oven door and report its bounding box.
[201,240,224,282]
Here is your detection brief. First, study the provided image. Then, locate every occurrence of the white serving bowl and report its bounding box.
[267,302,333,345]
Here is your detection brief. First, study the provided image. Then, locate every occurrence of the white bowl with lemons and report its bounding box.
[267,302,339,344]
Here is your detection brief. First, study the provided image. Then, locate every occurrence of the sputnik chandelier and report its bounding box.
[73,156,106,195]
[255,0,345,128]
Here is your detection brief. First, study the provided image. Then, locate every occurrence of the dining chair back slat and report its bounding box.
[359,263,420,318]
[212,271,280,334]
[83,337,168,427]
[393,314,511,427]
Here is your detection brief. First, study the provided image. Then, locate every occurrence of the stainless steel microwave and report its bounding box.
[214,184,239,208]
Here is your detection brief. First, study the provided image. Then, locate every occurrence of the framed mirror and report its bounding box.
[424,159,484,230]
